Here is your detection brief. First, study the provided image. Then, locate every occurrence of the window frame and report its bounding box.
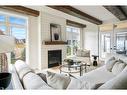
[66,25,81,56]
[0,11,28,64]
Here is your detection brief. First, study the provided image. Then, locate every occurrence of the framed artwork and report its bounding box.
[50,23,61,41]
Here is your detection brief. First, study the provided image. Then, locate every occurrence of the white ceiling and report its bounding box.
[26,6,122,24]
[72,6,119,22]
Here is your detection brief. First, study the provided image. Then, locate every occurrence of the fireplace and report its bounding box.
[48,50,62,68]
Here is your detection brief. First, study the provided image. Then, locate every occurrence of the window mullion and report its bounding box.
[6,16,10,35]
[71,28,73,56]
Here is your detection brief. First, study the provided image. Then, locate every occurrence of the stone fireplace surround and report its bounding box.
[41,45,67,69]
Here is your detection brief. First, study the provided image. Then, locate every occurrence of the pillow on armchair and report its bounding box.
[81,50,90,57]
[76,49,82,57]
[76,49,90,57]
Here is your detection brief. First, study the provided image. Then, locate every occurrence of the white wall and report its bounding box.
[27,16,40,69]
[41,12,66,42]
[26,6,99,70]
[84,24,99,56]
[40,12,67,70]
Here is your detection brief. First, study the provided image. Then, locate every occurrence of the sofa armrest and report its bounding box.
[9,64,24,90]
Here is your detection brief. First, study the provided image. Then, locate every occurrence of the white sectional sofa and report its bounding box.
[10,53,127,89]
[79,53,127,89]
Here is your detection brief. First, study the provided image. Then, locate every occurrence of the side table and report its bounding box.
[92,55,99,66]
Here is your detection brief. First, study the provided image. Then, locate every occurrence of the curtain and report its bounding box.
[0,53,8,72]
[0,30,8,72]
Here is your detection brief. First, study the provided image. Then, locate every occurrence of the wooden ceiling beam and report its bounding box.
[66,20,86,28]
[104,6,127,20]
[0,6,40,17]
[48,6,102,25]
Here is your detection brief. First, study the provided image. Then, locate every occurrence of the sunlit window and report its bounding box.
[0,13,27,64]
[66,26,80,56]
[0,15,5,22]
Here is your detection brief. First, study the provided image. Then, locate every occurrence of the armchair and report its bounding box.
[68,49,92,65]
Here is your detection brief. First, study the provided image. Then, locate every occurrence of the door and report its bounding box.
[100,30,127,59]
[115,31,127,55]
[100,32,112,59]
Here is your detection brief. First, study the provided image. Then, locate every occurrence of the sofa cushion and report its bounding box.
[79,66,115,88]
[46,71,71,89]
[106,53,127,64]
[10,65,24,89]
[105,57,117,72]
[112,61,126,75]
[67,76,88,89]
[37,73,47,83]
[98,66,127,89]
[14,60,32,80]
[23,72,52,89]
[18,67,32,80]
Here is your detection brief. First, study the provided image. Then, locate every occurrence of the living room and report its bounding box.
[1,4,127,91]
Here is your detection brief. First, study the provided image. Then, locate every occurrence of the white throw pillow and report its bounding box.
[105,57,117,72]
[81,50,90,57]
[67,77,88,89]
[98,66,127,89]
[105,56,115,64]
[76,49,82,57]
[46,71,71,89]
[23,72,52,89]
[112,61,126,75]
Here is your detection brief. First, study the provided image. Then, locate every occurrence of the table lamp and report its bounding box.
[0,34,15,89]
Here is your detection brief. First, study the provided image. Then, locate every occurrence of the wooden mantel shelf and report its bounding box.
[44,41,68,45]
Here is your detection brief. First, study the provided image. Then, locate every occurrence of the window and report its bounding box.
[0,13,27,64]
[66,26,81,56]
[116,33,127,55]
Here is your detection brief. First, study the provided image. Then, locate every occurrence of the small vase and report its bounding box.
[54,33,59,40]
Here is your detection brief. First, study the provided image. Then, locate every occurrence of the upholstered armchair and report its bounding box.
[68,49,92,65]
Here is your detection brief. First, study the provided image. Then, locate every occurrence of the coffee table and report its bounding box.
[59,60,90,76]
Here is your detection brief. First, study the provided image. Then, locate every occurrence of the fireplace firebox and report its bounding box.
[48,50,62,68]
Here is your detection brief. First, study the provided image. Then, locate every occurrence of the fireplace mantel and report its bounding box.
[44,41,67,45]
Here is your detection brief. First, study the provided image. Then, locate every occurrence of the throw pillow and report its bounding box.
[37,73,47,83]
[105,56,115,64]
[90,83,104,89]
[46,71,71,89]
[23,72,52,89]
[105,57,117,72]
[76,49,82,57]
[81,50,90,57]
[67,76,88,89]
[112,61,126,75]
[98,66,127,89]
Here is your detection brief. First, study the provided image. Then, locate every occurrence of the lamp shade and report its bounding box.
[0,35,15,53]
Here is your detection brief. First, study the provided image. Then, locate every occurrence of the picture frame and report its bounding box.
[50,23,61,41]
